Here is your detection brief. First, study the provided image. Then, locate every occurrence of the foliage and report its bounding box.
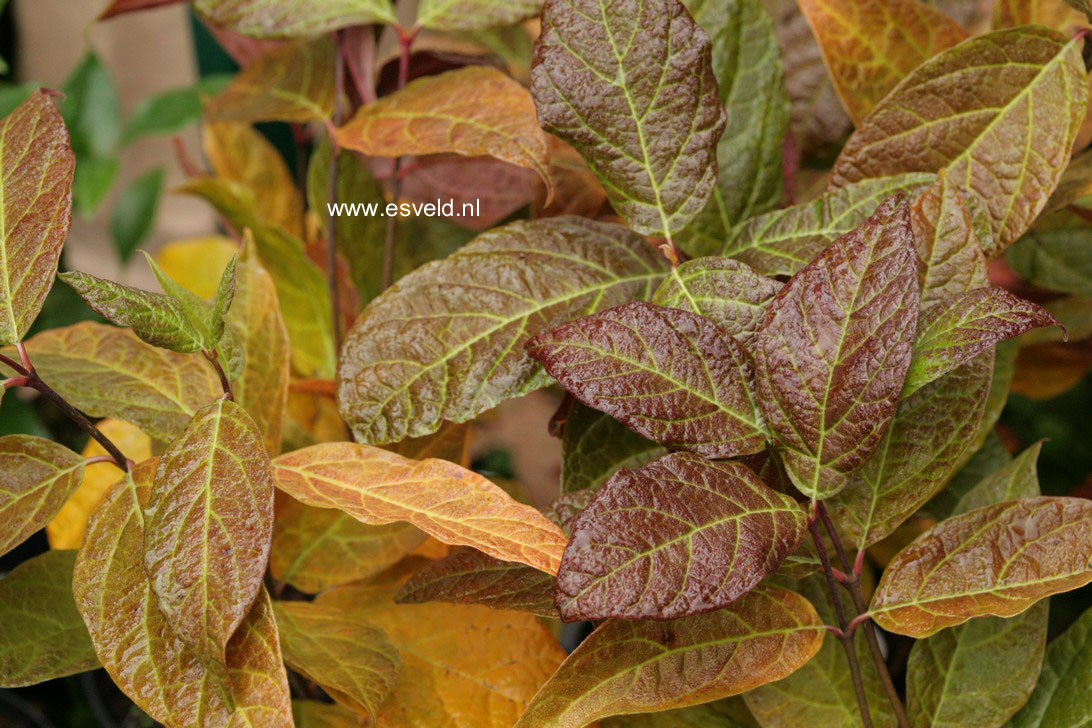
[1,0,1091,727]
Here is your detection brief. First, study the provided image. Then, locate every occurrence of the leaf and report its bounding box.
[74,461,292,726]
[273,600,401,722]
[601,699,759,727]
[205,122,304,238]
[651,257,779,343]
[512,586,824,728]
[1006,211,1092,296]
[46,418,152,550]
[0,550,98,687]
[316,581,566,728]
[271,497,425,594]
[59,53,120,160]
[293,700,364,728]
[110,167,164,262]
[194,0,396,37]
[870,496,1092,637]
[724,173,934,276]
[336,216,665,444]
[396,546,558,618]
[144,399,274,669]
[58,270,204,352]
[531,0,728,235]
[560,402,665,493]
[555,452,807,621]
[743,574,894,728]
[754,197,920,499]
[529,302,766,458]
[798,0,967,123]
[832,27,1090,251]
[335,66,552,197]
[677,0,790,256]
[122,75,232,144]
[952,441,1043,517]
[100,0,186,19]
[826,353,993,549]
[994,0,1090,28]
[229,239,290,455]
[0,90,75,345]
[272,442,568,573]
[4,323,221,441]
[903,288,1061,396]
[1008,604,1092,727]
[0,436,85,558]
[178,176,336,377]
[416,0,542,30]
[205,38,336,122]
[155,236,239,299]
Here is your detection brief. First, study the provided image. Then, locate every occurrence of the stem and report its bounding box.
[30,376,130,472]
[0,351,29,376]
[809,516,875,728]
[327,29,347,351]
[382,26,417,291]
[203,350,233,401]
[818,503,910,728]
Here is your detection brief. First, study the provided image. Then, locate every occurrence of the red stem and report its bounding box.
[382,26,417,291]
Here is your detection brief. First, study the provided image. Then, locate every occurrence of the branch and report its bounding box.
[382,25,418,291]
[818,502,910,728]
[203,350,233,401]
[327,28,348,351]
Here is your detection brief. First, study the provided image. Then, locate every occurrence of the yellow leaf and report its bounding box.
[284,389,349,449]
[293,700,366,728]
[0,436,85,558]
[155,236,239,300]
[334,66,553,199]
[46,418,152,550]
[993,0,1088,29]
[272,442,568,574]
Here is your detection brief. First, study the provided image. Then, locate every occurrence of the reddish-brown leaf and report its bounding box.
[99,0,186,19]
[0,436,85,558]
[556,452,807,621]
[754,197,920,499]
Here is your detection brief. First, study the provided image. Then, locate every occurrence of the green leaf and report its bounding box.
[144,399,274,669]
[395,546,558,618]
[109,168,164,263]
[601,699,759,727]
[121,75,232,144]
[754,197,921,500]
[723,173,934,276]
[530,302,766,458]
[903,288,1060,397]
[924,429,1011,522]
[0,435,86,558]
[6,322,222,442]
[210,253,237,347]
[417,0,542,29]
[952,441,1042,517]
[0,550,99,687]
[512,586,824,727]
[530,0,728,235]
[0,90,76,346]
[1008,604,1092,727]
[337,217,666,445]
[555,452,807,620]
[58,270,204,352]
[0,82,38,118]
[71,155,119,217]
[273,600,401,722]
[194,0,396,37]
[651,257,779,343]
[59,52,121,160]
[560,402,665,493]
[677,0,790,257]
[870,497,1092,637]
[1006,211,1092,297]
[832,27,1089,251]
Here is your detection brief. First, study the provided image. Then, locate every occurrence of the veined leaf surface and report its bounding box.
[195,0,395,37]
[272,442,568,573]
[993,0,1089,28]
[0,436,85,558]
[336,217,665,445]
[651,258,779,343]
[0,550,98,687]
[529,302,766,458]
[531,0,728,235]
[754,197,920,499]
[832,27,1089,250]
[1008,604,1092,727]
[206,38,335,122]
[73,461,292,726]
[144,400,274,669]
[416,0,541,30]
[0,90,75,346]
[512,586,824,728]
[798,0,967,122]
[273,600,401,722]
[909,173,989,310]
[560,403,665,493]
[952,442,1043,516]
[556,452,807,621]
[870,497,1092,636]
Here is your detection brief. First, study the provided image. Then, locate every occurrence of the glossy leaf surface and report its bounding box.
[336,217,665,444]
[272,442,568,573]
[531,0,728,234]
[512,586,824,728]
[871,497,1092,636]
[754,197,920,499]
[530,302,766,459]
[556,452,806,621]
[0,90,75,345]
[144,399,274,668]
[0,436,85,558]
[560,403,664,493]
